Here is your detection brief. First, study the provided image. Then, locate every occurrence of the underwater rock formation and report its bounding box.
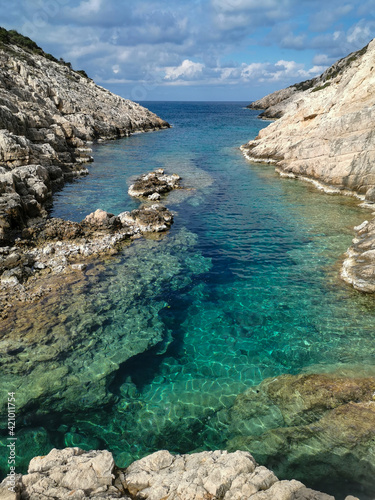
[0,447,346,499]
[213,373,375,496]
[243,39,375,292]
[0,204,174,318]
[0,228,211,469]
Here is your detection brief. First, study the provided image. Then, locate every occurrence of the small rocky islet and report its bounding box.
[1,27,375,499]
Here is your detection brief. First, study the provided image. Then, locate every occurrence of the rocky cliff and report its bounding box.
[0,29,169,244]
[0,30,174,314]
[0,447,356,499]
[242,38,375,292]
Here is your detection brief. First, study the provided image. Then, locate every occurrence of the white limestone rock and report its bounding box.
[0,448,349,500]
[122,449,333,500]
[22,448,123,499]
[128,170,181,198]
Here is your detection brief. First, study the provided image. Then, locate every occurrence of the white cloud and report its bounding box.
[212,0,290,14]
[241,62,269,79]
[211,0,293,31]
[347,24,371,44]
[165,59,204,80]
[71,0,102,16]
[313,53,331,65]
[309,4,354,32]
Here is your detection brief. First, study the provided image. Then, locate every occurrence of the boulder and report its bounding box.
[84,209,120,228]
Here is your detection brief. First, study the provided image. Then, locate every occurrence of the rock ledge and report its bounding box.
[0,448,352,500]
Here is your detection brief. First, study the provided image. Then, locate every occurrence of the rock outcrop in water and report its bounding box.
[0,28,169,245]
[0,448,346,499]
[0,204,174,318]
[242,39,375,292]
[128,169,181,200]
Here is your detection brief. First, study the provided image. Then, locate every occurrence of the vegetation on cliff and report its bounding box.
[0,26,89,77]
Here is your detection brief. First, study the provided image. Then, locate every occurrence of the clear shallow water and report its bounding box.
[3,102,375,496]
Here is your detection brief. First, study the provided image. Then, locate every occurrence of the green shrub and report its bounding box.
[0,26,89,78]
[312,82,331,92]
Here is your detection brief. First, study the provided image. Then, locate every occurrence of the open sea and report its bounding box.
[2,102,375,498]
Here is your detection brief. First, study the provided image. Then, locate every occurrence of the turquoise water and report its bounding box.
[2,102,375,497]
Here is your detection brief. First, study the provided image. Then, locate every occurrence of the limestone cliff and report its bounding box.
[0,29,169,244]
[242,38,375,292]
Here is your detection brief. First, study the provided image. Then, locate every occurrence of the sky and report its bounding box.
[1,0,375,101]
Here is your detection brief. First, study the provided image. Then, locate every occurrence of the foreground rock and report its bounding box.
[242,38,375,291]
[0,448,347,499]
[128,169,181,200]
[0,204,173,318]
[0,29,169,244]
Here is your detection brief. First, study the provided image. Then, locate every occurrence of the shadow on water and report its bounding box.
[109,286,198,396]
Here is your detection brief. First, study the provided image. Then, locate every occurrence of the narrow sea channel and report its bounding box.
[2,102,375,498]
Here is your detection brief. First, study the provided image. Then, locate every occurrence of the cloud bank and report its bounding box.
[1,0,374,99]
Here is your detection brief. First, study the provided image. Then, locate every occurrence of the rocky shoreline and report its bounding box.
[0,33,176,313]
[243,39,375,292]
[0,447,358,499]
[0,201,175,319]
[0,33,169,244]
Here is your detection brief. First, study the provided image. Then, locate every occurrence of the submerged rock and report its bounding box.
[0,448,340,499]
[0,204,174,318]
[128,169,181,199]
[219,373,375,495]
[0,228,210,463]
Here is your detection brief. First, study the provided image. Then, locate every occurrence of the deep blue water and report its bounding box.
[3,102,375,498]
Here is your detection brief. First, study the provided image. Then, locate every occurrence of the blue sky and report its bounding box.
[1,0,375,101]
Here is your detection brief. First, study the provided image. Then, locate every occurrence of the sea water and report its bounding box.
[2,102,375,498]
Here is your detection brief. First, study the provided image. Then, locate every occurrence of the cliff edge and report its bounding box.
[242,38,375,292]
